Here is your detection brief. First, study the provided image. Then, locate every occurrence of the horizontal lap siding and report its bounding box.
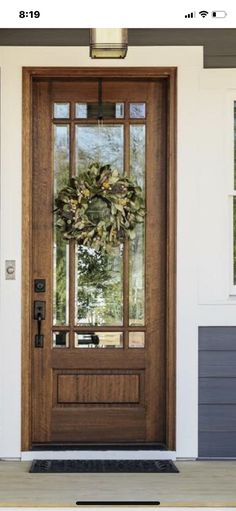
[199,378,236,403]
[199,327,236,457]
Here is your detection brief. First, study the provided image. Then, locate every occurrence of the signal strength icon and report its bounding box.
[199,10,209,17]
[185,11,196,18]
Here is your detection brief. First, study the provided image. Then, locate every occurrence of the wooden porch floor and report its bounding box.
[0,460,236,507]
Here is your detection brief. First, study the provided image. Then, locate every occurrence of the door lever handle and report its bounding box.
[37,312,42,338]
[34,301,45,348]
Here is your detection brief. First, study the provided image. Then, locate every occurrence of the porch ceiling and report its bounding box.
[0,28,236,68]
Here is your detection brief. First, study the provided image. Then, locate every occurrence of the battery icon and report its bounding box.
[212,11,227,18]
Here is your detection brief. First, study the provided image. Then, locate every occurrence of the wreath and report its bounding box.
[55,162,145,253]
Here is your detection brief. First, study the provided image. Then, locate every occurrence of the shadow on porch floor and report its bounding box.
[0,460,236,507]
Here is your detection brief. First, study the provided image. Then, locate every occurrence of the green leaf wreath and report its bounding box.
[55,162,145,253]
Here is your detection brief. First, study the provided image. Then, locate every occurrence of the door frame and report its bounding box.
[22,66,177,451]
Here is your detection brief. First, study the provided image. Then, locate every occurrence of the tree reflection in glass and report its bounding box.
[76,245,123,325]
[75,124,124,325]
[76,125,124,175]
[129,125,145,326]
[53,125,70,325]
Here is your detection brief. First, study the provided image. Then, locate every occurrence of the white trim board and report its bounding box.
[21,450,176,461]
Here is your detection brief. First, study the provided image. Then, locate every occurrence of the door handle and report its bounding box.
[34,300,45,348]
[37,311,42,336]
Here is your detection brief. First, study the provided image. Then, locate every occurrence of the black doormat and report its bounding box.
[76,501,160,506]
[30,459,179,473]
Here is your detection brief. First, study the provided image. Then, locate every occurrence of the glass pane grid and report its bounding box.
[52,108,147,336]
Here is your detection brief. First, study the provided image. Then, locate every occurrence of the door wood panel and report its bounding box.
[57,374,140,404]
[51,408,146,442]
[22,67,176,450]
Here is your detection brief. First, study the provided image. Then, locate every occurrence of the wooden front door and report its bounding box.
[23,68,176,448]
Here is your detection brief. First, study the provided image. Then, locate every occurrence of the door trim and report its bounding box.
[22,66,177,451]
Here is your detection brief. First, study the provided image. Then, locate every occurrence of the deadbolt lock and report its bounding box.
[34,279,46,293]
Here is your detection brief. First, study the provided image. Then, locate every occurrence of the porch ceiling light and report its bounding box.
[90,28,128,59]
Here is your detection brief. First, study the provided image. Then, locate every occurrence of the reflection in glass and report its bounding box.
[53,125,70,325]
[129,331,145,348]
[54,103,70,119]
[129,103,146,119]
[75,125,124,175]
[53,231,69,325]
[75,331,123,348]
[129,224,145,326]
[54,126,70,191]
[76,103,87,118]
[130,125,145,188]
[52,331,69,348]
[129,125,145,326]
[75,103,124,120]
[115,103,124,118]
[75,245,123,326]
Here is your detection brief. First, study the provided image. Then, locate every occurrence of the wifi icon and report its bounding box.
[199,10,209,17]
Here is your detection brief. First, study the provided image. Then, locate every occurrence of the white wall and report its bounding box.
[0,45,235,459]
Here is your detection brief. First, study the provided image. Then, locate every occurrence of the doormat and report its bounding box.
[30,459,179,473]
[76,501,160,506]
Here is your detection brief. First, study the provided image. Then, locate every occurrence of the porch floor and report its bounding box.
[0,460,236,507]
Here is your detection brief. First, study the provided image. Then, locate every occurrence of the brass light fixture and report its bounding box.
[90,29,128,59]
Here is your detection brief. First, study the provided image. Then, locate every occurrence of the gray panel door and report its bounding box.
[199,327,236,457]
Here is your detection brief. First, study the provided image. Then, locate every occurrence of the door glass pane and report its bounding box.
[75,245,123,326]
[129,125,145,326]
[129,331,145,348]
[75,125,124,174]
[129,224,145,326]
[75,103,87,118]
[54,103,70,119]
[75,331,123,348]
[115,103,125,118]
[130,125,145,188]
[52,331,69,348]
[53,125,70,325]
[54,125,70,191]
[75,103,124,120]
[129,103,146,119]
